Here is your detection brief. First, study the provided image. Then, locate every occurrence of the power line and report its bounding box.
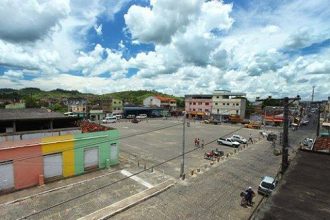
[18,127,243,219]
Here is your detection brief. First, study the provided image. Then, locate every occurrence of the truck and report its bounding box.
[244,121,261,129]
[217,138,240,148]
[229,114,242,124]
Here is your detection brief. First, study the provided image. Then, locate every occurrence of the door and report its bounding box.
[43,154,63,179]
[110,143,118,161]
[0,161,14,191]
[84,147,99,170]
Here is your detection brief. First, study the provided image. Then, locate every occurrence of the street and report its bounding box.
[0,119,315,219]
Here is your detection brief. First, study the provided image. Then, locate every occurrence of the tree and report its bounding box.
[24,96,40,108]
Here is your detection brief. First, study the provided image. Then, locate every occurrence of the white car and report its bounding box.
[258,176,277,196]
[303,138,313,146]
[231,135,247,144]
[217,138,240,148]
[136,114,147,119]
[102,116,117,123]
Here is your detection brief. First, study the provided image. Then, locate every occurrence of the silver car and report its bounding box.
[258,176,277,196]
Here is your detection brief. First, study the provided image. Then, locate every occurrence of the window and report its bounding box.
[198,102,202,105]
[236,103,239,106]
[205,109,209,112]
[151,99,153,101]
[199,109,202,111]
[193,102,196,105]
[190,102,192,105]
[227,103,230,105]
[205,102,209,105]
[193,109,196,111]
[216,96,219,98]
[215,103,218,105]
[236,110,239,114]
[223,103,225,105]
[114,101,117,104]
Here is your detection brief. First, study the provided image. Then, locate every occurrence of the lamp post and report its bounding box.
[180,111,186,179]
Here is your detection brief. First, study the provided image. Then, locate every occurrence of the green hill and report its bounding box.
[0,88,184,108]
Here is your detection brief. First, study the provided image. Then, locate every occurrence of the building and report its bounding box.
[0,108,76,134]
[63,98,88,118]
[91,98,123,114]
[211,90,247,120]
[5,102,26,109]
[0,121,119,193]
[184,95,212,119]
[123,106,168,117]
[254,149,330,220]
[143,96,177,111]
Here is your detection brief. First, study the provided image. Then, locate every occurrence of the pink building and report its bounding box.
[185,95,213,119]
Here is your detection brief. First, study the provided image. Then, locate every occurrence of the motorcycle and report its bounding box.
[204,150,215,160]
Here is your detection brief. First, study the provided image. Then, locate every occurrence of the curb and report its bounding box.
[78,179,176,220]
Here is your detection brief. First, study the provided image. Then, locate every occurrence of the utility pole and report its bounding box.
[317,104,321,137]
[256,95,300,174]
[282,97,289,173]
[180,112,186,179]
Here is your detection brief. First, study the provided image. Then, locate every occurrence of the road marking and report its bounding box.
[121,170,154,189]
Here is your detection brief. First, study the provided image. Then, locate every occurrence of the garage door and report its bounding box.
[43,154,63,179]
[110,144,118,161]
[0,161,14,191]
[84,147,99,170]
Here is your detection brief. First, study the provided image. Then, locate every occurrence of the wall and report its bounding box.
[185,98,212,113]
[0,139,43,190]
[0,129,119,192]
[143,96,161,107]
[73,130,119,175]
[41,134,75,177]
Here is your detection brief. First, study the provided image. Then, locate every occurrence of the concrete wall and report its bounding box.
[73,130,119,175]
[0,129,120,192]
[143,96,161,107]
[0,139,43,190]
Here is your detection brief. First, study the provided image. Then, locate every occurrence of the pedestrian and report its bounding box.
[194,138,198,147]
[248,134,253,144]
[201,139,204,149]
[245,187,255,206]
[197,138,200,148]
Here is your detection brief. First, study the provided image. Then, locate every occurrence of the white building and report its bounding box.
[212,90,247,119]
[143,96,177,111]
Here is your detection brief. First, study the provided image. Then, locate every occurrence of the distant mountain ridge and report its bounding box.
[0,88,184,107]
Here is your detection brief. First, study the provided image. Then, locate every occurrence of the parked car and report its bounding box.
[111,113,122,119]
[102,116,117,123]
[267,133,277,141]
[126,114,135,119]
[303,138,313,146]
[231,135,247,144]
[136,114,147,119]
[258,176,277,196]
[301,120,309,125]
[217,138,240,148]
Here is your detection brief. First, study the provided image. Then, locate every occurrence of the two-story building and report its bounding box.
[88,98,123,122]
[184,95,213,119]
[212,90,246,120]
[63,98,88,118]
[143,96,177,112]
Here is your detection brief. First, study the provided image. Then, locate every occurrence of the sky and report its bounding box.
[0,0,329,101]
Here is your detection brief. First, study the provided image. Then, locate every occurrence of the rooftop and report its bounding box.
[212,90,246,97]
[255,150,330,220]
[0,108,66,121]
[313,136,330,153]
[184,94,213,99]
[154,95,176,102]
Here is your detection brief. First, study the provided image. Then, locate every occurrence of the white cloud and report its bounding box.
[94,24,103,36]
[0,0,70,42]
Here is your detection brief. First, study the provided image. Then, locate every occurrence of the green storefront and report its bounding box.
[73,129,119,175]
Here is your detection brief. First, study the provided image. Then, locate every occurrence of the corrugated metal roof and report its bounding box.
[0,108,66,121]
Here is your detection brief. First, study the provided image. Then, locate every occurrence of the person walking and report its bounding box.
[201,139,204,149]
[197,138,200,148]
[194,138,198,147]
[248,134,253,144]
